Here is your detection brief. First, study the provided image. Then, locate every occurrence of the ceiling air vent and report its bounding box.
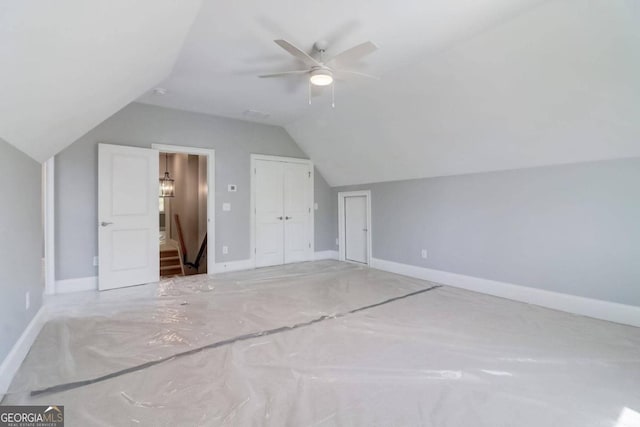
[243,109,271,120]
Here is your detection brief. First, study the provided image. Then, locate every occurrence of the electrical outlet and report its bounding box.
[421,249,428,259]
[93,256,99,266]
[25,292,30,310]
[222,246,229,255]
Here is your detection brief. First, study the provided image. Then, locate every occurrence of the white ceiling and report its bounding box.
[138,0,547,124]
[287,0,640,185]
[2,0,638,186]
[0,0,202,162]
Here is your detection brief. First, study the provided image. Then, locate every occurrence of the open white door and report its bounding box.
[339,190,372,265]
[98,144,159,290]
[345,196,368,264]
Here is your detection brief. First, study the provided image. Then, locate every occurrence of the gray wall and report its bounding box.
[314,169,338,253]
[0,139,43,362]
[56,103,335,280]
[337,158,640,306]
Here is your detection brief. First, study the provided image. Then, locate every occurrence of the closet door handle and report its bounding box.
[277,216,284,220]
[285,216,292,220]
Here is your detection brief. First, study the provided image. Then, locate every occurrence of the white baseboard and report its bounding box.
[314,250,339,260]
[55,276,98,293]
[371,258,640,328]
[212,259,254,274]
[55,255,340,287]
[213,253,338,274]
[0,306,48,396]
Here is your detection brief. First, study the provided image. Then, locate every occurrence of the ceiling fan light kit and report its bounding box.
[259,38,379,107]
[309,69,334,86]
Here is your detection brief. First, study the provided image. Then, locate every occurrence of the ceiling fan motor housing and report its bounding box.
[314,40,329,52]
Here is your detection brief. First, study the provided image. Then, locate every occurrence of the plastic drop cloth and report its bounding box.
[2,260,640,426]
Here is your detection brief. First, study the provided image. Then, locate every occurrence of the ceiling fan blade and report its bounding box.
[274,39,321,67]
[328,41,378,65]
[258,70,309,78]
[335,69,380,80]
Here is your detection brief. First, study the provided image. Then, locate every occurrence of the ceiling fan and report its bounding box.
[258,39,379,106]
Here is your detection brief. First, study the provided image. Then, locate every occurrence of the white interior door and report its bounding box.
[255,160,285,267]
[345,195,368,264]
[284,162,312,263]
[98,144,159,290]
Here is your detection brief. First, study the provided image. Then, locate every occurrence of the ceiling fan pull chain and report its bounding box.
[332,82,335,108]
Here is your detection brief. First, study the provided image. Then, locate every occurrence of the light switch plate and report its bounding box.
[227,184,237,192]
[314,202,318,210]
[222,203,231,211]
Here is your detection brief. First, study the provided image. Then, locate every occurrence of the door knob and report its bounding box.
[363,228,368,232]
[101,221,113,227]
[285,216,292,220]
[277,216,284,220]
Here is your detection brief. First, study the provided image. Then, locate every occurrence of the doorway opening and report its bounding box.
[338,190,372,266]
[154,144,215,278]
[159,152,208,276]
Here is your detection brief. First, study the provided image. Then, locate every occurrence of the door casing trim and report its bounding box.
[338,190,372,266]
[250,154,314,268]
[152,144,216,274]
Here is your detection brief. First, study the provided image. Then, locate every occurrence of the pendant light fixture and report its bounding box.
[159,153,175,198]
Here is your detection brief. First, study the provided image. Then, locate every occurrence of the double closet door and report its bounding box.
[254,158,313,267]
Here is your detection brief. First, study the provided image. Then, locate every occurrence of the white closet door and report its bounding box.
[284,162,312,263]
[98,143,159,290]
[345,195,368,264]
[255,160,285,267]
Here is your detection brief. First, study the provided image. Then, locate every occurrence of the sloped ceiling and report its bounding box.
[138,0,547,125]
[286,0,640,186]
[2,0,638,181]
[0,0,202,162]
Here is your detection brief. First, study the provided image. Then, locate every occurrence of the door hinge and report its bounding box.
[309,243,311,248]
[254,248,256,254]
[254,168,256,174]
[308,171,311,178]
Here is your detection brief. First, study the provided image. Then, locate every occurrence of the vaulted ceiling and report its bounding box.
[0,0,203,162]
[287,0,640,185]
[137,0,548,124]
[1,0,639,186]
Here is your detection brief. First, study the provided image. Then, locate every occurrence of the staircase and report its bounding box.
[173,214,208,275]
[160,244,185,277]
